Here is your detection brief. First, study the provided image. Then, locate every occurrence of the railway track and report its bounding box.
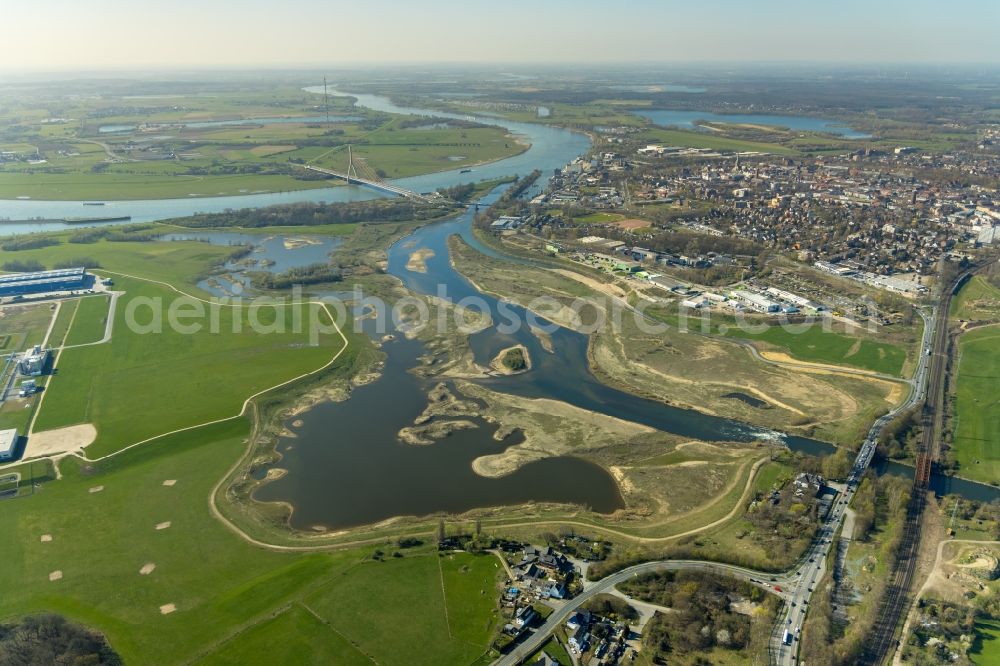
[858,263,984,665]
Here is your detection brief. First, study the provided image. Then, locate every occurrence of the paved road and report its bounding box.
[494,308,939,666]
[771,307,937,664]
[497,559,794,665]
[58,291,121,349]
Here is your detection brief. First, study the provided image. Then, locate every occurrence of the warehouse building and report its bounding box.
[0,429,18,461]
[732,290,782,313]
[0,267,87,296]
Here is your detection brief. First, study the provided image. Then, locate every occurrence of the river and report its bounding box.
[5,87,996,527]
[636,109,870,139]
[250,178,1000,530]
[0,90,587,234]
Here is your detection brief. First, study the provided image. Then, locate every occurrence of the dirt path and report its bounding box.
[551,268,629,300]
[23,424,96,458]
[60,292,122,349]
[756,348,908,384]
[605,341,809,417]
[893,497,953,666]
[486,455,770,544]
[40,301,61,348]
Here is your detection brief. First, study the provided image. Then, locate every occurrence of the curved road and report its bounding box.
[772,306,936,665]
[497,559,794,666]
[495,308,938,666]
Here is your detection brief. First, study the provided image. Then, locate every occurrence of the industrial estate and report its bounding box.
[1,13,999,666]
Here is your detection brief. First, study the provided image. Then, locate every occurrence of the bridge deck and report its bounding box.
[299,164,429,201]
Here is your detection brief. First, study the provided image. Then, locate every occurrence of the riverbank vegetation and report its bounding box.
[447,234,904,446]
[249,261,342,289]
[164,198,452,229]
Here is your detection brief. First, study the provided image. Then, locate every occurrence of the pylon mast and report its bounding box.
[347,145,357,184]
[323,76,330,124]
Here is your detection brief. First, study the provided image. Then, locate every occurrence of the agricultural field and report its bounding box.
[0,418,504,665]
[0,85,524,200]
[951,325,1000,484]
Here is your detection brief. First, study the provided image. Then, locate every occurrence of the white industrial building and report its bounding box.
[732,290,782,313]
[0,429,18,461]
[20,345,48,377]
[765,287,811,308]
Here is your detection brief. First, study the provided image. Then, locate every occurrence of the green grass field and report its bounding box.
[34,277,344,458]
[0,235,351,457]
[952,276,1000,321]
[952,326,1000,484]
[530,637,572,665]
[0,419,503,665]
[47,299,80,348]
[724,324,908,376]
[0,95,524,200]
[62,295,110,347]
[0,172,340,201]
[199,604,373,665]
[0,237,236,294]
[300,552,502,666]
[972,620,1000,665]
[0,302,57,352]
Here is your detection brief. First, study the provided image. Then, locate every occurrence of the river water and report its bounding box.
[4,87,995,527]
[0,90,587,234]
[636,109,870,139]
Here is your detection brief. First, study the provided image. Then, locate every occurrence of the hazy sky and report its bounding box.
[2,0,998,70]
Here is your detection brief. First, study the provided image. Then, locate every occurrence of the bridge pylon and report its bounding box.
[346,145,359,185]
